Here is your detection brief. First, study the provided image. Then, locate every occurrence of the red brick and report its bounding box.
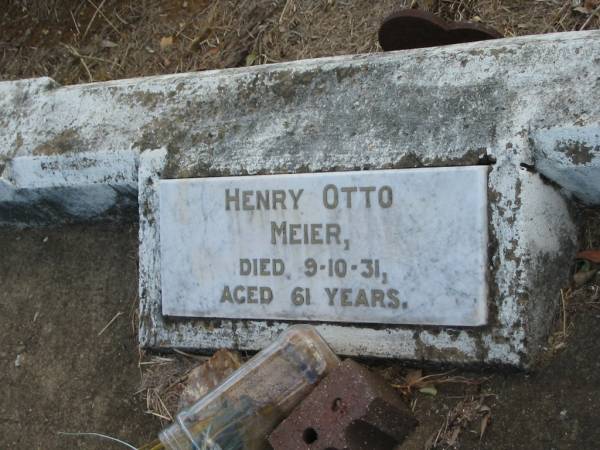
[269,359,417,450]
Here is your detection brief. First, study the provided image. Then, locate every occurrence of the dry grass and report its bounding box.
[1,0,598,85]
[579,207,600,250]
[548,207,600,353]
[425,394,493,450]
[138,353,202,423]
[391,368,488,398]
[375,362,495,448]
[137,348,243,425]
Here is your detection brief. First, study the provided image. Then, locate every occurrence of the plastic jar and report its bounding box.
[159,324,340,450]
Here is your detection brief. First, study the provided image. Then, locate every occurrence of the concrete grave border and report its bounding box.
[1,31,599,367]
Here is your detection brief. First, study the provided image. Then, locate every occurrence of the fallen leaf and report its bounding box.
[100,39,118,48]
[424,434,435,450]
[189,29,212,50]
[574,269,598,287]
[160,36,174,50]
[480,412,491,440]
[245,52,257,66]
[405,369,423,386]
[448,426,460,445]
[419,386,438,396]
[577,249,600,263]
[179,349,241,409]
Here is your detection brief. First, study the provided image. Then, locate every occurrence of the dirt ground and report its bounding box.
[1,0,599,85]
[0,225,157,449]
[1,1,600,449]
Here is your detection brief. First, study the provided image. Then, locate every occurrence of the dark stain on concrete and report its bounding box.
[131,90,167,109]
[32,129,84,156]
[560,141,597,165]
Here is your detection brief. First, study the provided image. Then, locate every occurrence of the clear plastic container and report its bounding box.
[159,325,340,450]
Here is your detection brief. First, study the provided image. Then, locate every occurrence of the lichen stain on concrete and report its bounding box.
[135,117,181,152]
[488,47,518,59]
[130,90,168,109]
[380,148,487,170]
[486,212,501,327]
[559,140,597,164]
[465,46,518,60]
[39,156,99,172]
[32,129,84,156]
[0,111,8,129]
[137,122,232,179]
[513,177,523,210]
[488,187,506,218]
[427,148,489,167]
[503,238,522,265]
[233,64,364,106]
[254,68,324,102]
[414,335,472,363]
[13,132,23,154]
[334,64,366,83]
[141,198,155,227]
[370,82,509,151]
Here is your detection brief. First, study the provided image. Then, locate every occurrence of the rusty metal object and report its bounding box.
[268,359,417,450]
[379,9,502,51]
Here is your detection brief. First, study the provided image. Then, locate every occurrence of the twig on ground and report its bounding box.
[98,311,123,336]
[114,11,130,26]
[426,395,492,450]
[58,432,136,450]
[392,369,488,397]
[561,288,567,337]
[543,0,571,32]
[580,4,600,30]
[82,0,106,39]
[70,10,81,37]
[87,0,121,37]
[62,44,93,81]
[173,348,211,361]
[279,0,294,23]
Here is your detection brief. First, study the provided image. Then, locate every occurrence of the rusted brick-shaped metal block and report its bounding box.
[269,359,417,450]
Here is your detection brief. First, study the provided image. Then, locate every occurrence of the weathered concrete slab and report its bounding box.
[159,167,488,326]
[0,31,598,227]
[1,31,599,367]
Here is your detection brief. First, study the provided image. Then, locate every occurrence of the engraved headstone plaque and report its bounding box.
[159,166,488,326]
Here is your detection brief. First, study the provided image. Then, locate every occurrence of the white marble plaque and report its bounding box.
[159,167,488,326]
